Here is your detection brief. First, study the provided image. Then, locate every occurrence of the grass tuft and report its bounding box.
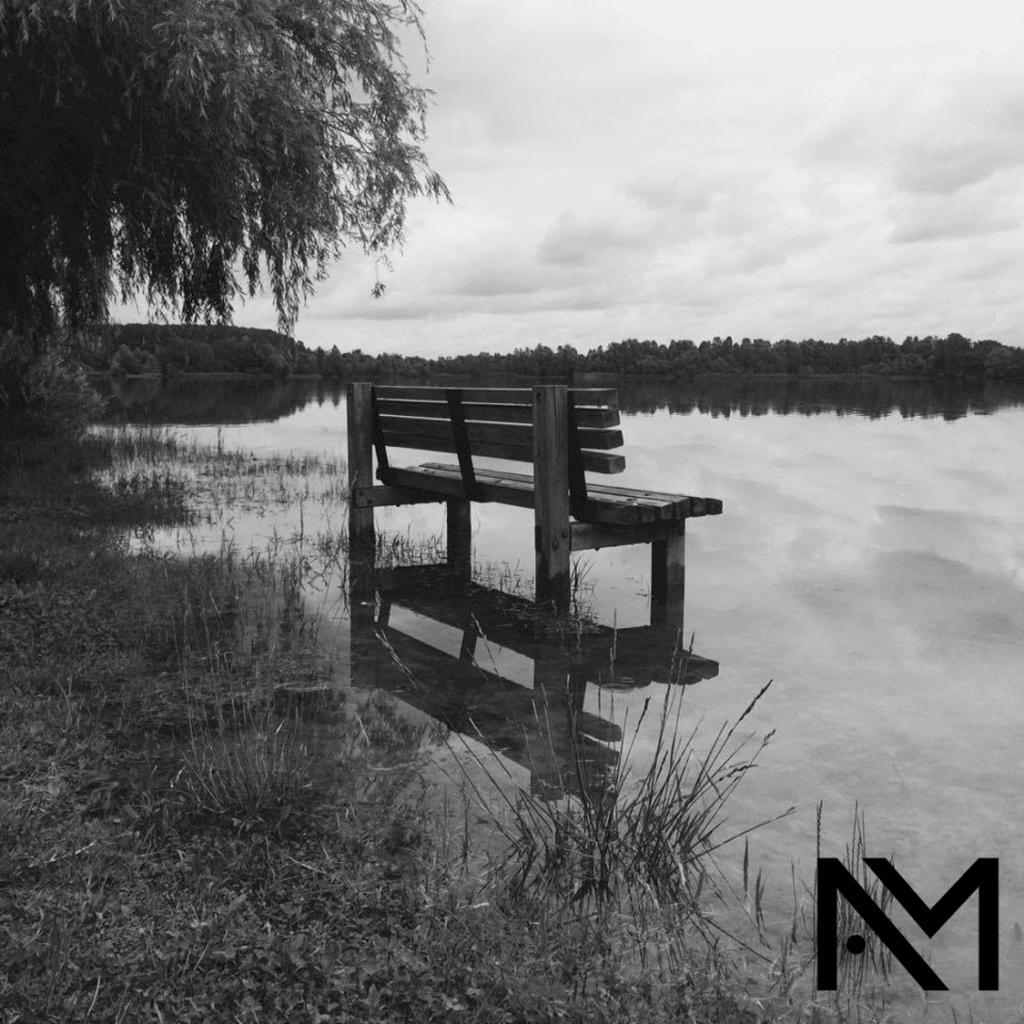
[479,668,789,918]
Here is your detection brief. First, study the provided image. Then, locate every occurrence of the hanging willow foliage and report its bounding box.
[0,0,451,337]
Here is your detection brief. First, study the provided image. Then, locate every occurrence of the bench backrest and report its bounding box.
[370,385,625,475]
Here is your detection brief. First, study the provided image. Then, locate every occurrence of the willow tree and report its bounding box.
[0,0,450,342]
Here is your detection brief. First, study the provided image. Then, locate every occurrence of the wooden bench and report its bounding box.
[346,383,723,611]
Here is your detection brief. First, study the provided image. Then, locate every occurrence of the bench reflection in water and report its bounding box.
[349,565,718,799]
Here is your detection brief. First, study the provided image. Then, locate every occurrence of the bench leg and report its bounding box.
[650,524,685,627]
[347,383,376,597]
[446,499,472,582]
[534,385,572,610]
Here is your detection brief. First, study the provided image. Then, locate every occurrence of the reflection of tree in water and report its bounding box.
[96,375,1024,428]
[616,377,1024,422]
[98,377,347,426]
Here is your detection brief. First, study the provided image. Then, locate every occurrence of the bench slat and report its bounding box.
[384,464,718,525]
[381,433,625,473]
[417,464,722,518]
[375,398,621,429]
[375,385,618,408]
[381,431,531,464]
[385,464,642,524]
[378,414,623,451]
[351,484,448,508]
[382,464,536,510]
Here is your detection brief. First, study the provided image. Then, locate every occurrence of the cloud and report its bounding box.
[703,228,828,277]
[447,261,544,299]
[892,143,1020,196]
[625,178,714,217]
[537,213,653,268]
[888,67,1024,196]
[889,183,1024,244]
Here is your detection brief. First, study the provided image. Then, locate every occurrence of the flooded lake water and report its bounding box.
[102,374,1024,1019]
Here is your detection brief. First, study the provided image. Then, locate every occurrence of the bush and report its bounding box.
[109,343,140,376]
[0,332,104,439]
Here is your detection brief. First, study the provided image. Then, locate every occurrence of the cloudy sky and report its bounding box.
[127,0,1024,355]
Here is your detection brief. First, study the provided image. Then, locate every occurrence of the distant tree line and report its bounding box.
[430,334,1024,380]
[83,325,1024,381]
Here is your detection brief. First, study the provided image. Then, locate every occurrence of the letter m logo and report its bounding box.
[816,858,998,991]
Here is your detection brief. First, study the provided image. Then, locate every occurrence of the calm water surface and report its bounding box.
[105,377,1024,1017]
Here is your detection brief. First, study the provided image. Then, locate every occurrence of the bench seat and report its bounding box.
[372,463,722,526]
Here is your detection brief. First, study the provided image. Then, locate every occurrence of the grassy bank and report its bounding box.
[1,425,783,1024]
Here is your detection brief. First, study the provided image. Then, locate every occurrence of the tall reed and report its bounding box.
[453,633,791,925]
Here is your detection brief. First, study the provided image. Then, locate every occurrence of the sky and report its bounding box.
[122,0,1024,356]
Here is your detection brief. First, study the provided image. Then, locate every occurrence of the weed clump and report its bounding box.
[487,678,781,913]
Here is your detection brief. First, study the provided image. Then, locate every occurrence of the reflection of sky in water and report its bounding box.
[157,397,1024,1015]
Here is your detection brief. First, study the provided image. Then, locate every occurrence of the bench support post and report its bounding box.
[650,523,685,626]
[347,382,376,594]
[533,385,571,610]
[446,499,472,581]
